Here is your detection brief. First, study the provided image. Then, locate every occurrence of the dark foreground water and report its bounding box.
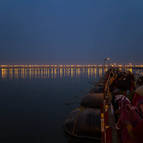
[0,67,142,143]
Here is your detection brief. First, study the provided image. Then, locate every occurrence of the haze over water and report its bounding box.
[0,67,143,143]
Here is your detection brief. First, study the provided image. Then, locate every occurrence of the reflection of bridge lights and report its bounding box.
[66,68,70,77]
[54,68,57,79]
[47,68,50,79]
[99,68,102,77]
[88,68,90,79]
[29,68,32,79]
[14,68,19,79]
[78,68,80,75]
[38,69,40,77]
[21,68,25,79]
[59,68,63,78]
[25,69,28,78]
[2,68,7,79]
[104,67,108,72]
[9,68,13,79]
[71,68,74,78]
[91,68,94,76]
[51,68,54,79]
[94,68,97,78]
[1,66,143,80]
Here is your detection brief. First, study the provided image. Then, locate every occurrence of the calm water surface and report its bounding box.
[0,67,142,143]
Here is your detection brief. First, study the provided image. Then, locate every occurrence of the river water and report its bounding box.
[0,67,142,143]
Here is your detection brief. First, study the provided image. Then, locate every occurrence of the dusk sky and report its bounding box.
[0,0,143,64]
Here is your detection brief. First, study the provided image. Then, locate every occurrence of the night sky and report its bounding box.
[0,0,143,64]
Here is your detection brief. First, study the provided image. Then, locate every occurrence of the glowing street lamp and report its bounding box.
[104,57,111,67]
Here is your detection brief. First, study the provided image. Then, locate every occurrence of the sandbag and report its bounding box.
[89,86,104,93]
[64,108,101,140]
[80,93,104,109]
[136,85,143,97]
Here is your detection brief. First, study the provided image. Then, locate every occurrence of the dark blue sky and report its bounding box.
[0,0,143,64]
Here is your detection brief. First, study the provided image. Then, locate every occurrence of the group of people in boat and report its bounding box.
[106,69,143,143]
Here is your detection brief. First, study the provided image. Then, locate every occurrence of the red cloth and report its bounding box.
[132,120,143,143]
[132,93,143,107]
[117,104,141,143]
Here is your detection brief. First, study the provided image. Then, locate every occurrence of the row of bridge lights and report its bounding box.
[0,64,104,68]
[0,64,143,68]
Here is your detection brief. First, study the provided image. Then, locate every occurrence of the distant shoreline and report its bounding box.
[0,64,143,68]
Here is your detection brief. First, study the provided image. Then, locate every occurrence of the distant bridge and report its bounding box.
[0,64,143,68]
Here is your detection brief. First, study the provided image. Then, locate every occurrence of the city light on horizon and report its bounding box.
[1,64,143,68]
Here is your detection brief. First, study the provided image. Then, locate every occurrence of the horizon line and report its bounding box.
[0,64,143,68]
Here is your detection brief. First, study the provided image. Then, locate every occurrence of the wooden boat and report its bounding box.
[64,68,143,143]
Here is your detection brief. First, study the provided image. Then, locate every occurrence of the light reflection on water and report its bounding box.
[1,67,143,80]
[0,67,143,143]
[0,67,107,143]
[0,67,106,80]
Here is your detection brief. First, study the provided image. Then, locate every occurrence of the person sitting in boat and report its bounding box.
[111,90,129,122]
[116,103,142,143]
[125,106,143,143]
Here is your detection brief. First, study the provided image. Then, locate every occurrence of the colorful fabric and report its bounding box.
[117,104,141,143]
[132,93,143,107]
[132,120,143,143]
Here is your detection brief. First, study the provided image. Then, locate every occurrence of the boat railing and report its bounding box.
[101,69,118,143]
